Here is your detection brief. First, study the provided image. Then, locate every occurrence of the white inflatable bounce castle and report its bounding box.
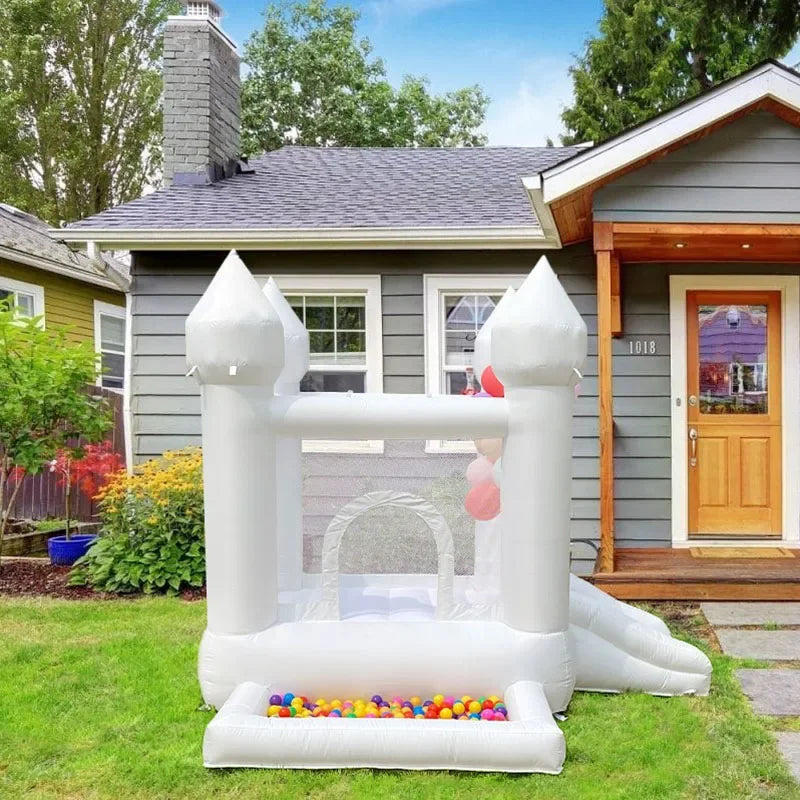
[186,251,711,774]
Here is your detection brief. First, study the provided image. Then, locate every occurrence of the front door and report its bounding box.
[687,291,782,536]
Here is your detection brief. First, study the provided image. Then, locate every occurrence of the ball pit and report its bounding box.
[264,692,508,721]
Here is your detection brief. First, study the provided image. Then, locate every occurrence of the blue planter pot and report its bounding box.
[47,534,98,566]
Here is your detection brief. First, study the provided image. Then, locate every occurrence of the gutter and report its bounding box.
[55,225,562,251]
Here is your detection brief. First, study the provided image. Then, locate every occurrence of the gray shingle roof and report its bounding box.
[68,146,581,231]
[0,204,129,287]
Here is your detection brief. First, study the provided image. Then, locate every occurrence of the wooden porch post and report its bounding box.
[594,223,620,573]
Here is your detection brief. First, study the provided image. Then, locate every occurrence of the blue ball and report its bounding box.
[282,693,295,705]
[469,713,481,720]
[413,705,424,715]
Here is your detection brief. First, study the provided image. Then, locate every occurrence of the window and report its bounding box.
[94,301,126,391]
[0,276,44,320]
[424,275,525,452]
[267,276,383,453]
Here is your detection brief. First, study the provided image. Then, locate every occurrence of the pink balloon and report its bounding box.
[475,438,503,461]
[464,482,501,521]
[480,366,504,398]
[466,455,494,486]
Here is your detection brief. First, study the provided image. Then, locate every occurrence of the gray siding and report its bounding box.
[130,245,600,574]
[594,112,800,223]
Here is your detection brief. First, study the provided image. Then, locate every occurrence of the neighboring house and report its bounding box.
[62,3,800,598]
[0,203,129,391]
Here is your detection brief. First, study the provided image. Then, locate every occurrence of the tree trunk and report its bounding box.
[691,51,713,93]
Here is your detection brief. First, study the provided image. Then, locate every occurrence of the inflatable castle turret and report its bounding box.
[187,252,712,774]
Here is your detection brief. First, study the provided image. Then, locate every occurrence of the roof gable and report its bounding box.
[541,61,800,205]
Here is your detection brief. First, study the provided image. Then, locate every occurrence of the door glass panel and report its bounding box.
[698,303,768,414]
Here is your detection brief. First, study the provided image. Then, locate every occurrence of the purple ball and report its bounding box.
[474,390,492,398]
[371,695,383,705]
[401,701,413,709]
[269,694,282,706]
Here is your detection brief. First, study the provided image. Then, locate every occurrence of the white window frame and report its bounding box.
[0,275,45,322]
[93,300,126,392]
[424,274,525,453]
[264,275,384,454]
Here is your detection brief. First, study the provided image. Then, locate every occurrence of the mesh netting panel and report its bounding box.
[301,439,484,575]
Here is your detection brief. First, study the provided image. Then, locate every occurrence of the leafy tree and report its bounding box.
[561,0,798,145]
[241,0,488,154]
[0,0,175,225]
[0,308,111,559]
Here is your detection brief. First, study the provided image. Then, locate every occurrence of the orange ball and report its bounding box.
[480,366,504,397]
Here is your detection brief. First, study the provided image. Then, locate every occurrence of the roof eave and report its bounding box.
[56,225,561,251]
[540,61,800,204]
[0,243,123,291]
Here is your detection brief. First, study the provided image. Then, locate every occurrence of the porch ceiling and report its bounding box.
[605,222,800,263]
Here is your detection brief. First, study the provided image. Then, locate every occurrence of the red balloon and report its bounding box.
[481,366,504,397]
[464,482,501,521]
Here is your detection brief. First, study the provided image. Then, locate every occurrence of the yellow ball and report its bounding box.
[489,695,500,704]
[315,698,327,707]
[355,708,366,718]
[452,702,465,715]
[291,697,304,708]
[461,695,472,705]
[267,705,280,717]
[433,694,444,706]
[410,696,422,706]
[468,701,481,714]
[439,707,453,719]
[331,699,342,709]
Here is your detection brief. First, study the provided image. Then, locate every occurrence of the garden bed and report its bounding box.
[3,521,100,557]
[0,557,205,600]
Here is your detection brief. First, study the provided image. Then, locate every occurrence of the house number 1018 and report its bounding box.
[629,339,657,355]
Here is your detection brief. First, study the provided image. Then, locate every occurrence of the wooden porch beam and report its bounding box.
[596,246,616,573]
[610,252,622,337]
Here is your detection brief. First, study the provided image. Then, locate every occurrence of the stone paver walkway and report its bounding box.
[735,669,800,715]
[702,602,800,627]
[715,629,800,661]
[701,602,800,782]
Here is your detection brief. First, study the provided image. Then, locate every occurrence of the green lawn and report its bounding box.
[0,597,796,800]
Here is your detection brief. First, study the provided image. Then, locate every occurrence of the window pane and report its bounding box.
[0,289,13,309]
[101,352,124,383]
[445,369,481,395]
[304,296,335,329]
[309,331,334,354]
[698,304,768,414]
[300,371,365,393]
[444,295,476,330]
[337,331,365,354]
[336,296,365,329]
[16,293,34,317]
[100,314,125,350]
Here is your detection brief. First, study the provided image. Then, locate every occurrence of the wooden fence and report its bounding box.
[11,388,126,522]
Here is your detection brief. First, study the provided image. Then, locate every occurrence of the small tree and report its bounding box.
[0,307,111,558]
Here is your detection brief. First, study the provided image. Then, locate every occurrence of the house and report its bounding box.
[61,2,800,599]
[0,203,129,391]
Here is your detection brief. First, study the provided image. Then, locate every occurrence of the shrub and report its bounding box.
[70,448,204,594]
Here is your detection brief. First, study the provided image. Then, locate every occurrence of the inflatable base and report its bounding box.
[204,680,565,773]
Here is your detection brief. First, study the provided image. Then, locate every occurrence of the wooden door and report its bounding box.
[687,291,782,536]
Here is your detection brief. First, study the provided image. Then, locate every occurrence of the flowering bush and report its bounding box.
[70,448,204,594]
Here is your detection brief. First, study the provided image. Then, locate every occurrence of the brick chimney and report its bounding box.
[163,1,241,186]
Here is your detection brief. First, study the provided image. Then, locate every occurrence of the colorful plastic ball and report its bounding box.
[482,699,495,710]
[415,713,425,719]
[282,693,294,705]
[489,695,500,704]
[473,390,492,398]
[413,705,423,715]
[480,709,494,720]
[452,701,465,715]
[269,694,282,706]
[444,696,455,708]
[315,698,326,706]
[410,696,421,706]
[267,705,280,717]
[329,709,342,717]
[469,713,480,720]
[468,701,482,714]
[458,715,469,720]
[330,699,342,709]
[474,437,503,462]
[439,707,453,719]
[493,711,505,721]
[371,695,383,705]
[433,694,445,706]
[480,366,504,397]
[465,481,501,521]
[291,697,304,708]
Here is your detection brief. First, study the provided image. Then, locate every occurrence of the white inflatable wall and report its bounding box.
[187,251,712,774]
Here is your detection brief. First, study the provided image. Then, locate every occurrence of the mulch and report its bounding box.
[0,558,205,601]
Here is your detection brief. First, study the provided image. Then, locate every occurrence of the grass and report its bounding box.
[32,519,69,533]
[0,597,796,800]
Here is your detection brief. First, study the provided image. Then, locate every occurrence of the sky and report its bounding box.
[218,0,800,147]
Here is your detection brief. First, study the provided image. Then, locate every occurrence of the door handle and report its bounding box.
[689,428,698,467]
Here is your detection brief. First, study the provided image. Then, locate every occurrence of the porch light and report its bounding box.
[675,242,687,248]
[741,243,751,249]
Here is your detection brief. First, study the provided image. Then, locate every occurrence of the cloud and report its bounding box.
[482,58,575,146]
